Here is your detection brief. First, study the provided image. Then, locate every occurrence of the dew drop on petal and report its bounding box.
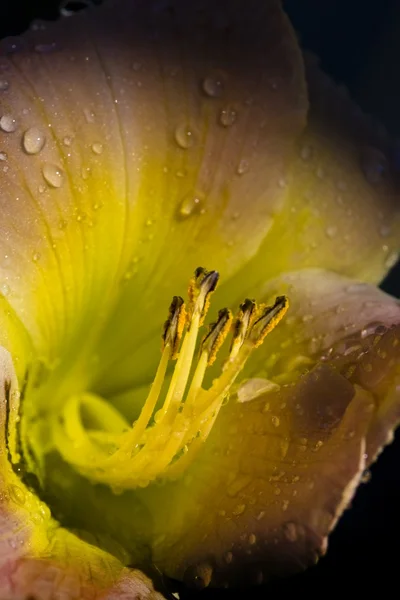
[0,151,7,161]
[0,79,9,92]
[300,144,312,161]
[219,105,237,127]
[232,503,246,516]
[0,114,17,133]
[271,415,280,428]
[360,146,387,184]
[174,123,195,149]
[379,224,391,237]
[325,225,338,239]
[178,193,203,218]
[283,522,298,542]
[91,142,103,155]
[236,158,250,175]
[224,551,233,564]
[42,163,64,188]
[34,42,57,53]
[0,283,10,296]
[83,107,95,123]
[63,136,72,146]
[385,251,399,270]
[8,484,26,506]
[23,127,46,155]
[202,75,224,98]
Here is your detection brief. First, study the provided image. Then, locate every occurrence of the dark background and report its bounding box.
[1,1,399,597]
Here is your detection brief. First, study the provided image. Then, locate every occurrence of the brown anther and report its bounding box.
[250,295,289,348]
[162,296,187,359]
[201,308,233,366]
[187,267,219,325]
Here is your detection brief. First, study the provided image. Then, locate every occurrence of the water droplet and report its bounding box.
[202,75,224,98]
[34,42,57,53]
[336,180,348,192]
[0,114,17,133]
[23,127,46,155]
[283,522,298,542]
[379,224,391,237]
[271,415,280,428]
[236,158,249,175]
[325,225,337,239]
[360,146,387,184]
[91,142,103,155]
[219,105,237,127]
[192,563,213,590]
[42,163,64,188]
[63,136,72,146]
[174,123,195,149]
[0,283,10,296]
[0,152,7,161]
[232,503,246,516]
[300,144,312,161]
[385,251,399,270]
[83,107,95,123]
[224,551,233,564]
[0,79,9,92]
[278,177,287,189]
[248,533,256,545]
[9,484,26,506]
[178,193,203,218]
[32,252,41,262]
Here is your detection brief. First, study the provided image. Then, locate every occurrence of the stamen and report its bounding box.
[249,295,289,347]
[53,268,289,490]
[162,295,186,359]
[201,308,232,366]
[188,267,219,324]
[230,299,256,360]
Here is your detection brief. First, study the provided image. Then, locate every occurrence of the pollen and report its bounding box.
[53,268,288,490]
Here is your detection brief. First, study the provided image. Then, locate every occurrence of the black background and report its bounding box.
[0,1,399,598]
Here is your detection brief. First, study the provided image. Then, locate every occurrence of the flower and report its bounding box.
[0,0,399,597]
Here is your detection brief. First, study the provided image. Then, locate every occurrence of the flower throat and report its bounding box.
[46,268,288,491]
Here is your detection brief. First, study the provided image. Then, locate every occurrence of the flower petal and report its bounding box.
[0,0,306,397]
[0,346,163,599]
[137,270,400,587]
[215,54,400,310]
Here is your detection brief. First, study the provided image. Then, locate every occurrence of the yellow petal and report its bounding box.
[0,0,307,402]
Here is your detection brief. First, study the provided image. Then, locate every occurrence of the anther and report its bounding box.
[162,295,186,359]
[201,308,233,366]
[230,299,256,359]
[249,296,289,347]
[188,267,219,324]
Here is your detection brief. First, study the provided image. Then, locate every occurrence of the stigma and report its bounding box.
[53,268,288,490]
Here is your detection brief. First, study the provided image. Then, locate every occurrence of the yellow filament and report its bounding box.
[53,268,289,490]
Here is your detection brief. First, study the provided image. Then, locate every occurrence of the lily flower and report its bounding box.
[0,0,399,597]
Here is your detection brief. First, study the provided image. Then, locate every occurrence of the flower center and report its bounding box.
[36,268,288,491]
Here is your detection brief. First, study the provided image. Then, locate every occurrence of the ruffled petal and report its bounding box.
[136,270,400,587]
[0,0,307,399]
[0,346,163,599]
